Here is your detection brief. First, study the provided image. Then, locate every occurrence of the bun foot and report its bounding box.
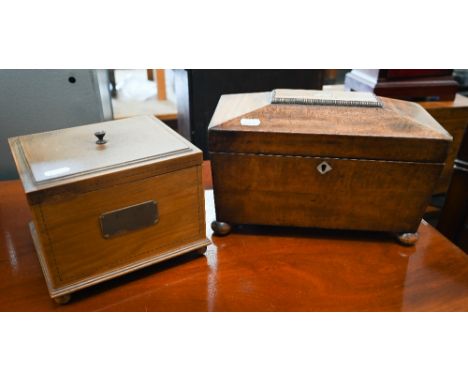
[193,246,207,255]
[396,232,419,246]
[211,221,232,236]
[54,294,71,305]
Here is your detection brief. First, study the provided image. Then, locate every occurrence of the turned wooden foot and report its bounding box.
[193,246,207,255]
[54,294,71,305]
[211,221,232,236]
[396,232,419,246]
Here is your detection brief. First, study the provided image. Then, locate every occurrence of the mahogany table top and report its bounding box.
[1,162,467,311]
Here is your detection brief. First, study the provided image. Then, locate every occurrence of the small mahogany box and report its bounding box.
[9,115,210,303]
[208,89,452,245]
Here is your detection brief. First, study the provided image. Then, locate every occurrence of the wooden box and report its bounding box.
[9,115,210,303]
[173,69,324,157]
[344,69,458,101]
[208,89,452,244]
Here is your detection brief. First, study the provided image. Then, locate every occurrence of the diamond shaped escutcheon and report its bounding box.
[317,161,332,175]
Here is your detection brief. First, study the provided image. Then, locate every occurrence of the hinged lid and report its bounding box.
[9,115,201,194]
[208,89,452,163]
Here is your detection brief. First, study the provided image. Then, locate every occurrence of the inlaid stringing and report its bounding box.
[271,89,383,108]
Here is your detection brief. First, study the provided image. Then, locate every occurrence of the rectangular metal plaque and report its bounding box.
[100,200,158,238]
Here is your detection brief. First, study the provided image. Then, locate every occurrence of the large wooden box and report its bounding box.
[9,116,210,303]
[208,89,452,244]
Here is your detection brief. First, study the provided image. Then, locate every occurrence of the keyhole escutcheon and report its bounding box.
[317,161,332,175]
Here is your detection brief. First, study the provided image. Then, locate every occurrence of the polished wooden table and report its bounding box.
[1,162,468,311]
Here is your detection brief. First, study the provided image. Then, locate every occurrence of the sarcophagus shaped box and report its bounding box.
[9,116,210,303]
[208,89,452,244]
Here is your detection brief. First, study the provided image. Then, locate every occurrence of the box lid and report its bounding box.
[208,89,452,163]
[9,115,201,195]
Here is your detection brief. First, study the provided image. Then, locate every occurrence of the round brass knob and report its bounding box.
[95,131,107,145]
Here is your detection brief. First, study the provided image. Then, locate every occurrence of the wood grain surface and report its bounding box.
[30,165,208,294]
[1,162,468,311]
[211,153,442,232]
[344,70,459,101]
[7,115,209,300]
[209,92,450,235]
[209,93,451,162]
